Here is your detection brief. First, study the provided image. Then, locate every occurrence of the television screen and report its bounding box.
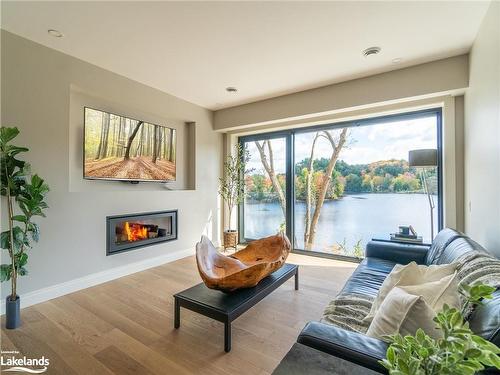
[84,107,176,182]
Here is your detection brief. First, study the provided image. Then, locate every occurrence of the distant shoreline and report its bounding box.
[246,191,437,204]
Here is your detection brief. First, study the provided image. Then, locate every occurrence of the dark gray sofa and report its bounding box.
[296,228,500,373]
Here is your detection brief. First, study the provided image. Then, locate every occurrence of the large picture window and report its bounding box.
[239,109,442,260]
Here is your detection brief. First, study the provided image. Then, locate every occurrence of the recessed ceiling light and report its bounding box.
[392,57,403,64]
[48,29,64,38]
[362,46,381,57]
[226,87,238,93]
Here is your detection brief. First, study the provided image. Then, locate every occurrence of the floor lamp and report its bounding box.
[409,149,437,241]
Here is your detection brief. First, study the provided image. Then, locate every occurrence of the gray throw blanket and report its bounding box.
[456,250,500,289]
[321,293,374,334]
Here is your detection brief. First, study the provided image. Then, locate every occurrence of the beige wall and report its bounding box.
[214,55,469,131]
[1,31,222,303]
[464,1,500,257]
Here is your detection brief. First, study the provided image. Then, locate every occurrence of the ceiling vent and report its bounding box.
[362,46,381,57]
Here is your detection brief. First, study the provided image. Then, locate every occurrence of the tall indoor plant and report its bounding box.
[219,143,251,251]
[1,127,49,329]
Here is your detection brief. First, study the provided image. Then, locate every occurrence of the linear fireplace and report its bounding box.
[106,210,177,255]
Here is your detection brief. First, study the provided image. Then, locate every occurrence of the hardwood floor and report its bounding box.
[1,253,356,375]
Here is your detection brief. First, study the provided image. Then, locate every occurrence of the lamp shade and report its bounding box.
[408,149,437,167]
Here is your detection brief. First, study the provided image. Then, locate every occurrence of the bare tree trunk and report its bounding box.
[169,128,175,161]
[304,133,320,247]
[95,112,107,160]
[141,125,146,156]
[100,112,110,159]
[135,125,144,157]
[112,118,118,156]
[163,127,167,159]
[117,117,124,157]
[152,125,158,163]
[124,121,143,160]
[255,140,286,218]
[159,128,163,159]
[227,205,233,232]
[307,129,348,246]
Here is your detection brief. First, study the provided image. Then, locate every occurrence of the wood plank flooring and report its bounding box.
[1,253,356,375]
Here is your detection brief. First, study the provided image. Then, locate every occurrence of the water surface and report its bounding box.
[244,193,438,256]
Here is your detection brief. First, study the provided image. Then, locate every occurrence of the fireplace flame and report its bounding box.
[124,222,148,242]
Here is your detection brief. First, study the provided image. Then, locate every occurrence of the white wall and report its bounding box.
[464,1,500,257]
[1,31,222,304]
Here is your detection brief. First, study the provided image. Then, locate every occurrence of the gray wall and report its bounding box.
[464,2,500,257]
[214,55,469,130]
[1,31,222,298]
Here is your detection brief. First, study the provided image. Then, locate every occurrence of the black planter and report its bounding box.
[5,295,20,329]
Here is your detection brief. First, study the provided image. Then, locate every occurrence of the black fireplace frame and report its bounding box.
[106,210,178,256]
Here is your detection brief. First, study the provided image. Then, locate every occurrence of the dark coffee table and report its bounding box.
[174,263,299,352]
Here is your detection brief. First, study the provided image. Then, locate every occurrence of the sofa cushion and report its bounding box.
[340,257,395,298]
[366,285,445,341]
[365,241,430,264]
[364,262,458,322]
[436,237,487,265]
[425,228,464,264]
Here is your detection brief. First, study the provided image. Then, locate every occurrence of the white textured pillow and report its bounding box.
[366,286,439,341]
[366,273,460,341]
[364,261,457,322]
[402,273,460,311]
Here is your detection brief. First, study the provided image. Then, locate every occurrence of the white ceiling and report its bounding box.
[1,1,490,110]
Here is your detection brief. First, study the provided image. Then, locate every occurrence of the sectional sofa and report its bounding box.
[296,228,500,373]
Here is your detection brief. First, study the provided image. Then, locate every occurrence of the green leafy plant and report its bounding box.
[352,239,364,258]
[219,143,252,231]
[380,282,500,375]
[1,127,49,300]
[335,238,348,254]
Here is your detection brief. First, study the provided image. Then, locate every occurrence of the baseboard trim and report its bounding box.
[1,247,194,315]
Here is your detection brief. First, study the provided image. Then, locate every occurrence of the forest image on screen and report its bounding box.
[84,108,176,181]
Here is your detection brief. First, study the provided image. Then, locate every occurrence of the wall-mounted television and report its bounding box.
[84,107,176,182]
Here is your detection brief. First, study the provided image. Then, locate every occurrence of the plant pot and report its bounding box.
[5,295,20,329]
[223,230,238,251]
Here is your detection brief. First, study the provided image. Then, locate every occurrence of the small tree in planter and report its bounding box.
[219,143,251,251]
[1,127,49,329]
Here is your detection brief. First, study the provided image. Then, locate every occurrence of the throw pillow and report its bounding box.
[366,286,439,341]
[366,272,460,341]
[364,261,457,322]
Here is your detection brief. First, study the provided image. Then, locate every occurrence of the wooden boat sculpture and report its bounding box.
[195,234,291,292]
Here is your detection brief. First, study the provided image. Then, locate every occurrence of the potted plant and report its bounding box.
[380,282,500,374]
[219,143,251,251]
[1,127,49,329]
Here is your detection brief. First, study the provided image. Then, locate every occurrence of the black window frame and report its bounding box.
[238,108,443,262]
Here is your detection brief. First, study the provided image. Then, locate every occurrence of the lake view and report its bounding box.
[244,193,438,256]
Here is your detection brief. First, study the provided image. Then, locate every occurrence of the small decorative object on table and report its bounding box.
[390,225,424,243]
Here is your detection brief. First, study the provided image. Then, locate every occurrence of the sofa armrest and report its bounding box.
[297,321,388,373]
[365,240,430,265]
